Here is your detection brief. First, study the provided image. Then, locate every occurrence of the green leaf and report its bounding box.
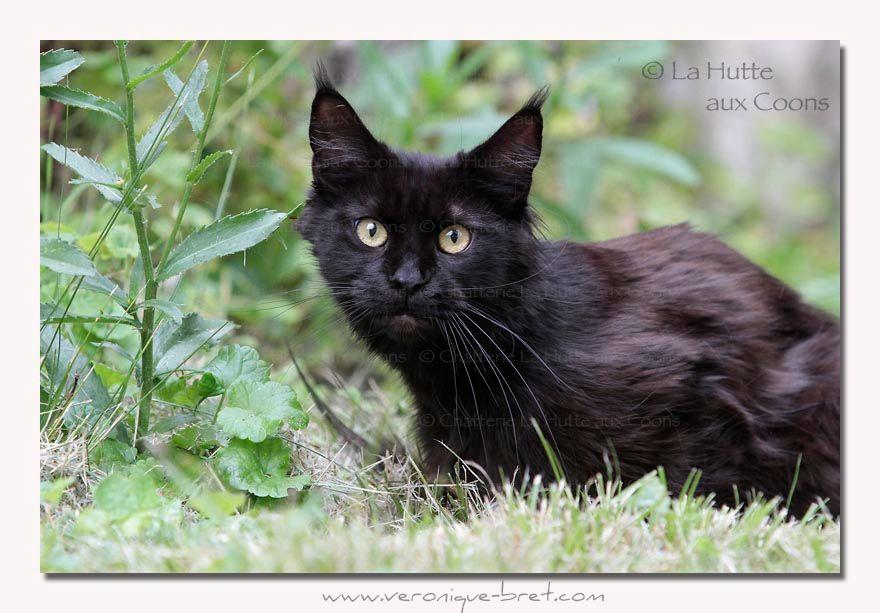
[39,301,133,329]
[93,466,164,520]
[196,372,224,398]
[216,380,304,442]
[163,60,209,134]
[40,236,99,277]
[215,437,311,498]
[127,41,194,91]
[171,423,229,452]
[41,325,112,428]
[73,458,183,539]
[187,150,232,184]
[200,345,270,394]
[101,224,139,260]
[40,49,84,85]
[42,143,123,202]
[187,491,246,519]
[40,85,124,123]
[153,313,233,374]
[93,362,129,391]
[591,137,701,187]
[224,49,263,85]
[142,298,184,323]
[40,477,76,506]
[150,413,199,434]
[81,272,128,308]
[91,439,137,472]
[158,209,287,281]
[135,109,181,169]
[155,376,204,407]
[135,60,208,169]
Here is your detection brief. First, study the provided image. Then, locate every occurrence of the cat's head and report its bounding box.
[296,66,547,349]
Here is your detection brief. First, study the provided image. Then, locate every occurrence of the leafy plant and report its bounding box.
[40,42,309,505]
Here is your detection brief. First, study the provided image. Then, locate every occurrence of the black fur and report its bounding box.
[296,72,840,515]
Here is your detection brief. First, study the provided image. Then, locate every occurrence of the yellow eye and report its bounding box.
[438,224,471,254]
[355,218,388,247]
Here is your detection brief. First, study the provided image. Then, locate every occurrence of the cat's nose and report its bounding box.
[390,259,427,295]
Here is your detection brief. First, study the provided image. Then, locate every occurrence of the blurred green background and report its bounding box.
[40,40,840,381]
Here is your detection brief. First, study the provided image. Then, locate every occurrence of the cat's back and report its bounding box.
[582,223,833,340]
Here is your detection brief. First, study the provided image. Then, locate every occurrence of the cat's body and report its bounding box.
[297,68,840,515]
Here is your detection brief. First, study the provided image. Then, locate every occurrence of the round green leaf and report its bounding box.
[215,437,310,498]
[200,345,271,394]
[216,380,305,442]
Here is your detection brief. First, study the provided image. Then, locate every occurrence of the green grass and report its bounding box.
[41,387,840,573]
[41,478,839,573]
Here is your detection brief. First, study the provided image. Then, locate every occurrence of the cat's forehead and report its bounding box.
[362,156,469,220]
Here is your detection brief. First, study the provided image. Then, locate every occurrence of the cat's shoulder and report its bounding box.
[582,223,756,278]
[593,223,730,256]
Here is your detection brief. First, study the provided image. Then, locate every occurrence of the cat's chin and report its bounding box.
[380,313,428,339]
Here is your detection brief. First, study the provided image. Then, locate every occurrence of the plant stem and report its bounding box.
[157,41,231,274]
[116,40,157,437]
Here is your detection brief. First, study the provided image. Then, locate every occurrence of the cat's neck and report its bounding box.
[385,240,608,407]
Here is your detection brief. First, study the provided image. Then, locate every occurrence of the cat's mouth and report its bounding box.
[384,313,427,336]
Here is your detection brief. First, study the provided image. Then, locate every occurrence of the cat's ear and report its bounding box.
[309,64,384,188]
[462,87,548,216]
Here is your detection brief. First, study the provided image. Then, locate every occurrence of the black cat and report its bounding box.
[296,68,840,515]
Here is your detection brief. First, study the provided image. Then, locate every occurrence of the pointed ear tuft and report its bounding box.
[461,87,548,216]
[309,64,384,188]
[520,85,550,116]
[313,61,337,96]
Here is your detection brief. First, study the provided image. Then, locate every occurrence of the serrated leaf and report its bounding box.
[135,60,208,169]
[40,85,124,123]
[200,345,270,394]
[163,60,209,134]
[40,49,84,86]
[158,209,287,281]
[135,106,184,170]
[216,380,304,442]
[40,236,99,277]
[142,298,184,323]
[187,150,232,184]
[128,41,194,91]
[215,437,310,498]
[81,271,128,307]
[42,143,123,202]
[153,313,233,375]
